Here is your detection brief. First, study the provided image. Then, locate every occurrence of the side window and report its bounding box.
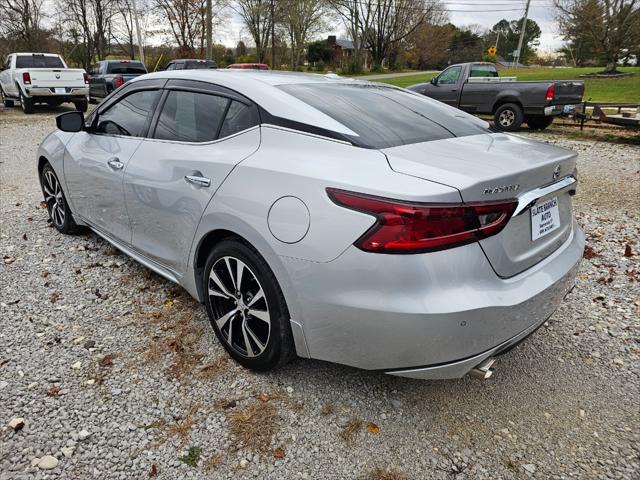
[91,63,100,75]
[438,66,461,85]
[174,62,185,70]
[219,101,259,138]
[154,90,229,142]
[166,63,174,71]
[5,56,11,70]
[96,89,160,137]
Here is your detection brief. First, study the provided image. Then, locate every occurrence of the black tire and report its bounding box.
[1,87,14,107]
[203,239,295,372]
[494,103,524,131]
[527,116,553,130]
[20,91,34,114]
[40,163,80,234]
[74,99,88,112]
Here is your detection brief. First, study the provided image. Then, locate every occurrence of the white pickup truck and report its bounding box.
[0,53,89,114]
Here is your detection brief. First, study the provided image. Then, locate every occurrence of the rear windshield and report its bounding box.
[185,60,217,69]
[106,62,147,74]
[470,64,499,77]
[278,83,490,149]
[16,55,64,68]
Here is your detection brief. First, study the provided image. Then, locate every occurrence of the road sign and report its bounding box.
[488,47,497,56]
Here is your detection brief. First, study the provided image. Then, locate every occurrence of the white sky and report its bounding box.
[216,1,563,54]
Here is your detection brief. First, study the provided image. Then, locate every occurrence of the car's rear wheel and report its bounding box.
[494,103,523,131]
[20,91,34,114]
[1,87,14,107]
[40,164,79,234]
[203,239,294,371]
[527,116,553,130]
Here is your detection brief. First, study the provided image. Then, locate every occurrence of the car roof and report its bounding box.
[135,70,381,136]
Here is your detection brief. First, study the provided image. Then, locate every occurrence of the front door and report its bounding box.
[124,83,261,274]
[63,88,161,242]
[424,65,462,107]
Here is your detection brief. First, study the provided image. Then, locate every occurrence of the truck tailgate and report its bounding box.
[27,69,85,87]
[552,81,584,105]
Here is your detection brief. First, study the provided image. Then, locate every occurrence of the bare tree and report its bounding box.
[113,0,136,58]
[555,0,640,72]
[0,0,48,50]
[280,0,327,70]
[234,0,273,63]
[327,0,375,73]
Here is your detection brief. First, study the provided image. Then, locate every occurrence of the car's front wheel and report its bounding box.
[203,239,294,371]
[40,164,79,234]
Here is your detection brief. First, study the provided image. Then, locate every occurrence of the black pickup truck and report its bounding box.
[88,60,147,102]
[407,62,584,131]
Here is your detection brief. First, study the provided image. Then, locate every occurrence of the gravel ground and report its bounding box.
[1,105,639,480]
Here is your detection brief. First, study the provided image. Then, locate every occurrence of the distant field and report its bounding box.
[376,67,640,103]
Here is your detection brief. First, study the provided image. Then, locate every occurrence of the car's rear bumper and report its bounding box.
[544,104,578,116]
[281,221,584,377]
[24,86,88,99]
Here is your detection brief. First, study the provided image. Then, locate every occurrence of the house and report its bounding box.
[326,35,370,70]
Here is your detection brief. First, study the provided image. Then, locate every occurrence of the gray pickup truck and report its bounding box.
[407,62,584,131]
[88,60,147,102]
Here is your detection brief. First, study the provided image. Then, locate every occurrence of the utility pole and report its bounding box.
[270,0,275,69]
[130,0,145,65]
[206,0,212,60]
[513,0,531,68]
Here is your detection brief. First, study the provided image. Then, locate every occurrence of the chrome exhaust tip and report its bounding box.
[469,358,496,379]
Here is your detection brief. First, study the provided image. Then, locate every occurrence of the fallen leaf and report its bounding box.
[40,201,47,209]
[46,386,60,396]
[148,463,158,477]
[624,244,633,257]
[41,271,49,278]
[50,292,60,303]
[273,447,285,459]
[367,422,380,434]
[256,393,270,402]
[164,299,174,307]
[583,245,598,259]
[100,354,114,368]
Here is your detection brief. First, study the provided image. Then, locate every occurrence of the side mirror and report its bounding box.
[430,77,437,85]
[56,111,84,132]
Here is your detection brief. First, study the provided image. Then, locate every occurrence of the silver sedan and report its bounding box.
[37,70,584,379]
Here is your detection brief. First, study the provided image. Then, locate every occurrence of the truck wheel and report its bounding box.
[20,91,34,114]
[494,103,523,131]
[527,116,553,130]
[1,87,14,107]
[74,99,88,112]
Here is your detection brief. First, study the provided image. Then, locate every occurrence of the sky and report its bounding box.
[218,1,563,55]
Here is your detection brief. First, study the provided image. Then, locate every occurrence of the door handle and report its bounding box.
[184,175,211,188]
[107,158,124,170]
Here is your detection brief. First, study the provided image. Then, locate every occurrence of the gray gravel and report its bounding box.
[1,106,639,480]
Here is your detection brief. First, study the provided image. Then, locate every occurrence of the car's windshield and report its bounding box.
[106,62,147,74]
[278,83,490,149]
[16,55,64,68]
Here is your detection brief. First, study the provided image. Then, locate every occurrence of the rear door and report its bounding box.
[64,81,163,242]
[123,79,261,274]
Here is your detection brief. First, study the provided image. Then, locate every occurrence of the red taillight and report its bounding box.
[115,76,124,87]
[22,72,31,84]
[327,188,517,254]
[545,84,555,101]
[83,72,89,84]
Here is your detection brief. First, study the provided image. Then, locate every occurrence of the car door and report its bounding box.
[63,81,164,243]
[123,79,261,274]
[424,65,462,107]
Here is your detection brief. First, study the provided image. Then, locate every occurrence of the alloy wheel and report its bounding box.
[499,109,515,127]
[208,256,271,358]
[42,170,66,228]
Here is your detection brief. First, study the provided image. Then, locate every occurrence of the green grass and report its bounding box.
[178,446,201,467]
[376,67,640,103]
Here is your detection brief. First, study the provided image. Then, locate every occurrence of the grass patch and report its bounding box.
[178,446,201,467]
[376,66,640,103]
[165,404,200,443]
[367,467,408,480]
[227,401,279,453]
[339,416,364,447]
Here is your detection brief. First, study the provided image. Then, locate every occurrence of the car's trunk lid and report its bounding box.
[383,133,577,277]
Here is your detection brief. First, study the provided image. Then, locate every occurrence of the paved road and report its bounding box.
[354,70,437,80]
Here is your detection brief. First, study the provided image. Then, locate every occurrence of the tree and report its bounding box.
[0,0,48,51]
[234,0,273,63]
[280,0,326,70]
[307,39,333,64]
[236,39,247,56]
[327,0,375,73]
[492,17,541,64]
[448,25,485,64]
[555,0,640,72]
[402,18,453,70]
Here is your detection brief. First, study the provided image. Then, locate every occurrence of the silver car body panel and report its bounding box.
[36,70,584,379]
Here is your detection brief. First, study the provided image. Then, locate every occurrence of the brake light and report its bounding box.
[327,189,517,254]
[22,72,31,84]
[115,76,124,87]
[545,84,555,101]
[83,72,89,84]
